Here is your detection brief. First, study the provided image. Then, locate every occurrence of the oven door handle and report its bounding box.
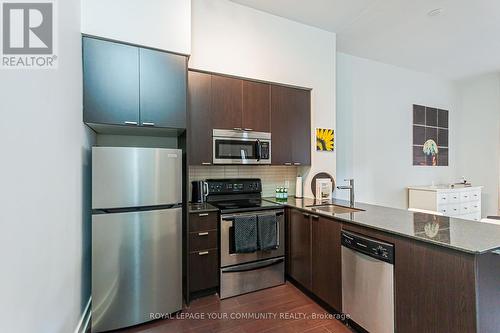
[221,257,284,273]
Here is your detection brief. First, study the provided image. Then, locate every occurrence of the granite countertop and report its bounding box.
[188,202,219,214]
[264,196,500,254]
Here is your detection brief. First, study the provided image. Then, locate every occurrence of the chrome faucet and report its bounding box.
[337,179,355,206]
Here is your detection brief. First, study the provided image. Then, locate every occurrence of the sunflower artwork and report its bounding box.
[316,128,334,151]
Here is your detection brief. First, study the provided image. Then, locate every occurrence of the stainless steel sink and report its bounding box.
[308,204,364,214]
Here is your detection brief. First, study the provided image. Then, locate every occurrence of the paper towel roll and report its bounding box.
[295,176,303,198]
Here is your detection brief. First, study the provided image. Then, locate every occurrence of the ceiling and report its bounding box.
[230,0,500,79]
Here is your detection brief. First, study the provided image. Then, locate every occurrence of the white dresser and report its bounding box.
[408,185,482,221]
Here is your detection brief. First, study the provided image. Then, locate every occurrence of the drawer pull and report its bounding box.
[202,162,212,165]
[142,122,155,126]
[198,232,209,236]
[199,213,209,217]
[464,195,469,198]
[311,215,319,219]
[198,251,209,256]
[294,162,301,166]
[303,213,310,217]
[284,162,292,166]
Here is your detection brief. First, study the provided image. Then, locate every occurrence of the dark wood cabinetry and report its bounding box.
[288,209,312,290]
[271,85,311,166]
[83,36,187,129]
[188,71,213,165]
[287,208,343,312]
[139,48,186,128]
[242,81,271,132]
[186,211,219,303]
[83,37,140,125]
[312,216,342,311]
[188,70,310,166]
[211,75,242,130]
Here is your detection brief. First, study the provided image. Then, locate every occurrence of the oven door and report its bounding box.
[212,130,271,165]
[220,210,285,267]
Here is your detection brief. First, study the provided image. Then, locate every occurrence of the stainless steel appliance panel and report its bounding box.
[342,234,394,333]
[91,208,182,332]
[220,210,285,267]
[220,258,285,299]
[92,147,182,209]
[212,129,271,165]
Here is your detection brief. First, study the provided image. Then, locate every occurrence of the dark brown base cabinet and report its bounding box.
[186,211,219,303]
[287,208,342,311]
[286,208,500,333]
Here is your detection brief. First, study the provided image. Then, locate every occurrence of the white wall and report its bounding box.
[336,53,459,208]
[190,0,336,198]
[82,0,191,54]
[0,0,94,332]
[455,74,500,216]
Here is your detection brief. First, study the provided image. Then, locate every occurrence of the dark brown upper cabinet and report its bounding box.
[210,75,242,130]
[188,71,213,165]
[312,215,342,311]
[242,81,271,132]
[271,85,311,166]
[83,36,187,129]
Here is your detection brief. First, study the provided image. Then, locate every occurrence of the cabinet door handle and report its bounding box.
[198,232,209,236]
[142,122,155,126]
[202,162,212,165]
[303,213,310,217]
[199,213,209,217]
[293,162,301,166]
[284,162,292,166]
[311,215,319,219]
[244,128,253,131]
[124,121,138,125]
[198,251,209,256]
[233,127,243,131]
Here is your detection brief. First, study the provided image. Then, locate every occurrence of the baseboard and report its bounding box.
[75,297,92,333]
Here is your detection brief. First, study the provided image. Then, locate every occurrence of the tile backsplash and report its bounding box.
[189,166,298,197]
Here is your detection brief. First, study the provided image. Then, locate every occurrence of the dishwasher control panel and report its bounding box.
[341,230,394,264]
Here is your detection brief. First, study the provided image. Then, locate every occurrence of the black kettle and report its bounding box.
[191,181,208,203]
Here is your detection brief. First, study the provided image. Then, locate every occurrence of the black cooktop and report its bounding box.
[210,199,283,214]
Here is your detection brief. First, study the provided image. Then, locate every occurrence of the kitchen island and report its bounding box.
[265,196,500,333]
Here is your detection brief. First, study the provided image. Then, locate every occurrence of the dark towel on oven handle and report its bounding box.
[257,213,278,251]
[234,215,258,253]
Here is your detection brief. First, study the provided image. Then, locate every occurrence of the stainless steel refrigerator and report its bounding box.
[91,147,182,333]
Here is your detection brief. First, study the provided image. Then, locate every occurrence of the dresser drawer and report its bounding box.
[470,191,481,201]
[189,211,218,232]
[460,192,474,202]
[189,230,217,252]
[448,192,460,203]
[189,249,218,292]
[437,192,450,204]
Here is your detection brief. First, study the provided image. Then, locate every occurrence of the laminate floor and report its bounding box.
[120,282,354,333]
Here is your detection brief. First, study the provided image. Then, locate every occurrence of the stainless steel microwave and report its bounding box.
[212,129,271,164]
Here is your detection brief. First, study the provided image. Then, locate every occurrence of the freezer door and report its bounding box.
[92,147,182,209]
[91,208,182,332]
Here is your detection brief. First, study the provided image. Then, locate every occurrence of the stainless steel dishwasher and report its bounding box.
[341,230,395,333]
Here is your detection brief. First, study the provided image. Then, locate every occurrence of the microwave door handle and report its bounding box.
[256,139,262,161]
